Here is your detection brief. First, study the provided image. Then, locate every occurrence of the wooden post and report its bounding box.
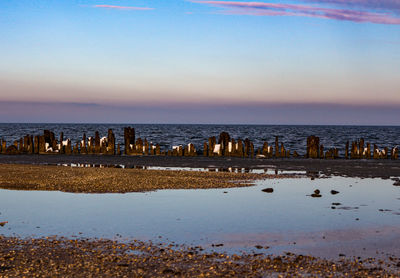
[275,136,279,158]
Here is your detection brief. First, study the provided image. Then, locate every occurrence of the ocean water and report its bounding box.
[0,123,399,156]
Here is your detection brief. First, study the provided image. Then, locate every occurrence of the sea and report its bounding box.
[0,123,399,156]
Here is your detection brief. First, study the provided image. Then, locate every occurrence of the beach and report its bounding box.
[1,157,400,276]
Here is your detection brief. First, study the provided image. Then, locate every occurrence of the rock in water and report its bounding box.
[262,188,274,193]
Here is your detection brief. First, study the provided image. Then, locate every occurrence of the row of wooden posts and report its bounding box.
[0,128,398,160]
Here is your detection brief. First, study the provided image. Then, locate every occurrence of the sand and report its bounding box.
[0,163,281,193]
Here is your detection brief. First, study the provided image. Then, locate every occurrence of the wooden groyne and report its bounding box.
[0,127,398,160]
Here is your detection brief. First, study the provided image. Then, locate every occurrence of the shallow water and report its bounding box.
[1,176,400,258]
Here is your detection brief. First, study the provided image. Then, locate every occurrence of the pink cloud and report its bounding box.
[304,0,400,12]
[192,1,400,24]
[93,5,154,11]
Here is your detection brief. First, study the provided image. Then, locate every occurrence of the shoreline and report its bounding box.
[0,154,399,178]
[0,236,398,277]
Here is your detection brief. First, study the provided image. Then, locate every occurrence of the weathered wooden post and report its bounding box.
[366,143,371,159]
[373,144,378,159]
[208,137,216,157]
[306,136,319,159]
[384,147,389,159]
[262,142,269,157]
[73,142,80,154]
[237,139,244,157]
[124,127,135,155]
[359,138,364,158]
[80,133,87,154]
[319,144,324,159]
[392,146,398,160]
[94,131,101,154]
[275,137,279,158]
[218,132,230,156]
[135,138,143,155]
[107,129,115,155]
[38,135,46,153]
[117,143,121,155]
[65,139,72,155]
[203,142,208,157]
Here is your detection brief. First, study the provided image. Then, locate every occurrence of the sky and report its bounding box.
[0,0,399,124]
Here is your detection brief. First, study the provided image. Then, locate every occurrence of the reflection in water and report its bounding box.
[0,177,400,258]
[55,163,309,176]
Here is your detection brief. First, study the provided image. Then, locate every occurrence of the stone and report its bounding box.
[262,188,274,193]
[117,143,121,155]
[330,190,339,195]
[311,193,322,198]
[5,145,18,155]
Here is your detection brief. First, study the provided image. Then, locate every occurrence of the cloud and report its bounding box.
[304,0,400,12]
[191,1,400,24]
[93,5,154,11]
[1,101,400,125]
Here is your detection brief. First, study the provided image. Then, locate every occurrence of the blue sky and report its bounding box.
[0,0,399,123]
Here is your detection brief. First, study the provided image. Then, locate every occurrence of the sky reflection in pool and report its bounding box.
[1,176,399,257]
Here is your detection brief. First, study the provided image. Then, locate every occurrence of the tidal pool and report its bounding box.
[1,176,399,258]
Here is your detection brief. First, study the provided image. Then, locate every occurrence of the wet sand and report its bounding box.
[0,154,399,178]
[0,236,398,277]
[0,163,278,193]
